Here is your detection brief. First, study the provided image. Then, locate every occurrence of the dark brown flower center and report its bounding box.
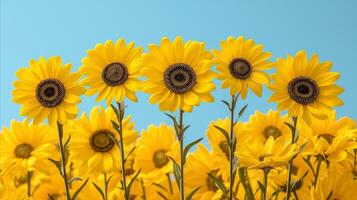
[89,129,115,152]
[102,62,128,86]
[219,141,230,159]
[36,79,65,108]
[288,77,319,105]
[14,143,34,159]
[263,126,282,140]
[164,63,196,94]
[229,58,252,79]
[206,170,222,192]
[153,149,169,168]
[318,134,335,145]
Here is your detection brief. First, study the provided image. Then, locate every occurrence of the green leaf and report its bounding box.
[257,181,265,192]
[125,169,141,197]
[183,138,203,163]
[207,173,227,195]
[67,177,82,184]
[110,104,119,119]
[48,158,61,174]
[152,183,168,192]
[221,100,231,111]
[238,104,248,119]
[124,146,136,164]
[48,194,55,200]
[238,168,254,200]
[106,175,113,186]
[71,178,89,200]
[157,191,169,200]
[213,125,229,143]
[111,120,120,132]
[326,191,333,200]
[185,187,201,200]
[165,113,181,138]
[64,134,71,149]
[169,157,181,189]
[92,182,105,200]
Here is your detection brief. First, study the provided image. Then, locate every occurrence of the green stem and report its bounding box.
[27,171,31,197]
[285,117,298,200]
[262,168,270,200]
[57,122,71,200]
[313,156,323,187]
[117,102,128,200]
[104,173,108,200]
[140,178,147,200]
[229,95,236,200]
[353,149,357,178]
[179,109,184,200]
[167,173,173,194]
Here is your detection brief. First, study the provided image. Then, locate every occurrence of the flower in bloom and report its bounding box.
[80,39,143,105]
[269,50,344,123]
[69,106,138,174]
[12,56,85,125]
[140,36,215,112]
[213,36,273,98]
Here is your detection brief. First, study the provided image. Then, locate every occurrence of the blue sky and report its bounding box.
[1,0,356,144]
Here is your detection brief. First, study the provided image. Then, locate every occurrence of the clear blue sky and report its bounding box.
[1,0,356,144]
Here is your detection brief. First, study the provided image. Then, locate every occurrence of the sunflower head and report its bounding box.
[0,120,55,178]
[69,106,138,174]
[140,36,216,112]
[213,36,273,98]
[80,39,143,105]
[12,56,85,125]
[269,50,344,124]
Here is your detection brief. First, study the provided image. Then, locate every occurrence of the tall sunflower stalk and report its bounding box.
[56,122,71,200]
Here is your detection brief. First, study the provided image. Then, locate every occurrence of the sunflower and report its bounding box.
[32,174,66,200]
[12,56,85,125]
[237,136,298,170]
[310,167,357,200]
[69,106,138,174]
[140,36,215,112]
[134,124,179,181]
[184,144,225,200]
[213,36,273,98]
[0,120,55,178]
[268,50,344,123]
[80,39,143,105]
[302,111,357,162]
[243,109,291,143]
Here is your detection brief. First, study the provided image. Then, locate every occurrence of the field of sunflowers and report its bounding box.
[0,36,356,200]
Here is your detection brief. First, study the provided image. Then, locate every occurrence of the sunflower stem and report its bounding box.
[353,149,357,178]
[179,109,185,200]
[104,173,108,200]
[285,117,298,200]
[117,102,128,200]
[27,171,31,197]
[313,155,323,187]
[262,168,270,200]
[140,178,147,200]
[56,121,71,200]
[229,94,237,200]
[167,173,173,194]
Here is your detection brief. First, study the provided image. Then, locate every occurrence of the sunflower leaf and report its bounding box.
[92,182,105,200]
[110,104,119,119]
[183,138,203,163]
[111,120,121,132]
[185,187,201,200]
[221,100,232,111]
[169,157,181,189]
[153,183,168,192]
[257,180,265,192]
[48,194,55,200]
[214,125,230,143]
[157,191,169,200]
[125,169,141,198]
[238,167,255,200]
[207,172,227,195]
[237,104,248,120]
[48,158,62,174]
[71,178,89,200]
[165,113,180,138]
[67,177,82,184]
[124,146,136,164]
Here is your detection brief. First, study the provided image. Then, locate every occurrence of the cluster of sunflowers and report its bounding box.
[0,36,356,200]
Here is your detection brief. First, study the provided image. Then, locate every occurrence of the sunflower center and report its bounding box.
[229,58,252,79]
[102,62,128,86]
[36,79,65,108]
[219,141,230,159]
[288,77,319,105]
[14,143,34,159]
[90,129,115,152]
[263,126,282,139]
[206,170,222,192]
[318,133,335,145]
[153,149,169,168]
[164,63,196,94]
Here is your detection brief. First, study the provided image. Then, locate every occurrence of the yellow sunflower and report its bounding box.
[12,56,85,125]
[32,174,66,200]
[243,109,291,143]
[213,36,273,98]
[237,136,298,169]
[0,120,55,178]
[134,124,179,181]
[80,39,143,105]
[69,106,138,174]
[185,144,225,200]
[269,50,344,123]
[302,111,357,162]
[140,36,215,112]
